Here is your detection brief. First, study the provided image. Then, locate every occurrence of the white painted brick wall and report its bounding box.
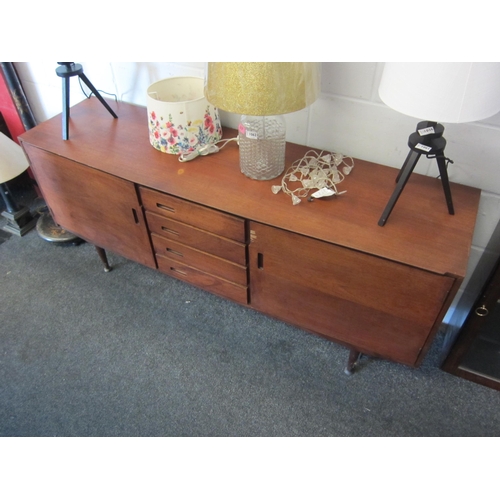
[15,62,500,334]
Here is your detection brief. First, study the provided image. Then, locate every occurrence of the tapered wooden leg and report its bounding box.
[345,348,361,375]
[95,246,111,272]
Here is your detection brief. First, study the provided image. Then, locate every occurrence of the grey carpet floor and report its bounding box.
[1,227,499,436]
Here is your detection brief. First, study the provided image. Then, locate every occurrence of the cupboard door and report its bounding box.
[248,222,455,366]
[23,145,155,268]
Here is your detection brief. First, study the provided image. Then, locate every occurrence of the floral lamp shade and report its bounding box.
[147,76,222,154]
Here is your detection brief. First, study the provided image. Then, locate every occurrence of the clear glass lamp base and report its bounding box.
[238,115,286,180]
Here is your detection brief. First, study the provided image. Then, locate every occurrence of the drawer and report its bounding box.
[152,233,247,286]
[140,187,246,243]
[146,211,246,266]
[157,254,248,305]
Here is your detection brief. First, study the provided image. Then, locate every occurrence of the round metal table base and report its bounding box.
[36,212,83,245]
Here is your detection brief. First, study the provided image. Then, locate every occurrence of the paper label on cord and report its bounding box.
[310,187,336,199]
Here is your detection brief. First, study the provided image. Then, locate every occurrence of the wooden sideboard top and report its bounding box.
[20,97,481,277]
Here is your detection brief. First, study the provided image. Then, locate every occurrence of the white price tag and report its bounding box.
[415,143,432,152]
[418,126,435,136]
[246,130,258,140]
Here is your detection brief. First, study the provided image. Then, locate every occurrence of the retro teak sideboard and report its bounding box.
[19,98,481,373]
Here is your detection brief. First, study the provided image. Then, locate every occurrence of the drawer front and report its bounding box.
[140,187,246,243]
[157,254,248,305]
[152,233,247,286]
[146,211,246,266]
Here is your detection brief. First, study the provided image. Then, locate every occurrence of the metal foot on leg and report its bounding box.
[95,246,111,272]
[345,349,361,375]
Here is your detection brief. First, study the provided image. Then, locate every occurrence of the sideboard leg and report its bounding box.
[345,349,361,375]
[95,246,112,272]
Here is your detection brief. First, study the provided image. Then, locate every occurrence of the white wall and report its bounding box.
[14,61,500,338]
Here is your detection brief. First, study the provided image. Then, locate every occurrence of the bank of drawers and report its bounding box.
[140,187,248,304]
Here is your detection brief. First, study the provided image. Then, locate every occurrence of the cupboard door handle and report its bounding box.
[258,252,264,269]
[131,208,139,224]
[475,305,489,317]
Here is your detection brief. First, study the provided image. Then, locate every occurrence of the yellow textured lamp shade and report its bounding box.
[205,62,321,115]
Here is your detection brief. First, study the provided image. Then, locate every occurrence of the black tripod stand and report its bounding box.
[56,62,118,140]
[378,121,455,226]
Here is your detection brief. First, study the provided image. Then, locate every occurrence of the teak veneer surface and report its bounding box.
[20,98,481,278]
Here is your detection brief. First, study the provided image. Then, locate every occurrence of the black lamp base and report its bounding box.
[56,62,118,140]
[1,206,37,236]
[378,121,455,227]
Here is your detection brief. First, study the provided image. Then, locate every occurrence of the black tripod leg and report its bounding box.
[62,76,70,140]
[78,73,118,119]
[435,154,455,215]
[378,149,421,226]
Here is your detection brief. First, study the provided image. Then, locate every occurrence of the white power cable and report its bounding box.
[178,137,238,162]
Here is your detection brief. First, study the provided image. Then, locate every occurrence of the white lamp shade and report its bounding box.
[379,62,500,123]
[0,132,29,184]
[204,62,321,115]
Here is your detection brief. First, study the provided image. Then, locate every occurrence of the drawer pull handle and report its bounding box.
[170,266,187,276]
[161,226,179,236]
[167,247,183,257]
[157,203,176,213]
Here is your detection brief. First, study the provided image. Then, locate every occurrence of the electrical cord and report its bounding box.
[427,152,454,180]
[178,137,238,162]
[78,77,118,102]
